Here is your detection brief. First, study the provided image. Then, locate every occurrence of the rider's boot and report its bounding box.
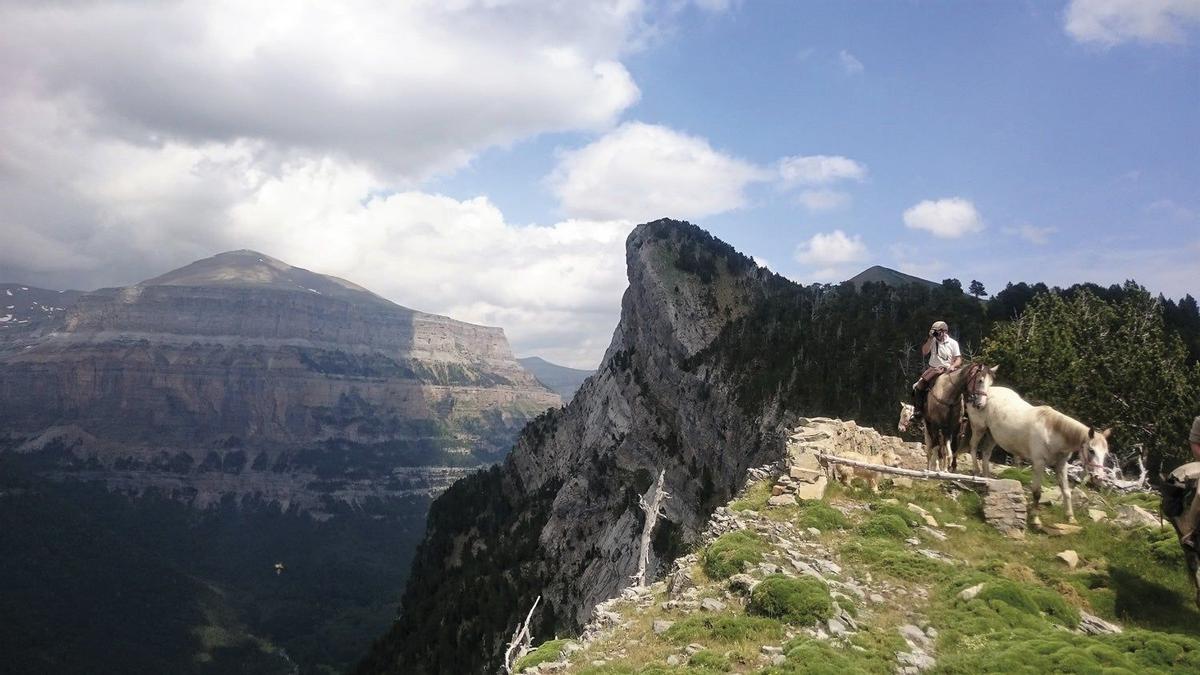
[911,387,925,423]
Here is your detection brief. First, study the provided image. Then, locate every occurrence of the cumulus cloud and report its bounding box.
[548,122,769,221]
[1003,224,1057,245]
[778,155,868,187]
[2,133,629,367]
[903,197,985,238]
[794,229,868,281]
[838,50,864,74]
[796,189,851,211]
[1064,0,1200,46]
[0,1,644,180]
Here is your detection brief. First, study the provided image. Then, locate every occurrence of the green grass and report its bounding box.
[858,513,913,539]
[513,638,569,672]
[934,629,1200,674]
[758,634,898,674]
[839,540,949,582]
[794,501,848,531]
[748,575,833,625]
[663,615,784,644]
[703,530,770,579]
[689,649,732,671]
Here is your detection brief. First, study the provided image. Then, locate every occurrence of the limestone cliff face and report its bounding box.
[356,220,797,674]
[0,251,559,511]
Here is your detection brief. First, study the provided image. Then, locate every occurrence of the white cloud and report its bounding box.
[794,229,868,281]
[903,197,985,238]
[778,155,867,187]
[0,0,645,180]
[1065,0,1200,46]
[548,122,769,221]
[1002,224,1057,245]
[839,50,864,75]
[796,189,850,211]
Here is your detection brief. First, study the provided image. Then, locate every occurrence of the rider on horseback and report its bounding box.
[910,320,962,424]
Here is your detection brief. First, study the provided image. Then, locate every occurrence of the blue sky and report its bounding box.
[1,1,1197,366]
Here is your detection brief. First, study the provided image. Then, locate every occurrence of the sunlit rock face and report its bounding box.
[356,220,795,675]
[0,250,560,513]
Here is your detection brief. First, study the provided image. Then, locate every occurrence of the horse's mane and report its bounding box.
[1036,406,1089,446]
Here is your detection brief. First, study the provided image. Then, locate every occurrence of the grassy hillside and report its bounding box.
[512,425,1200,674]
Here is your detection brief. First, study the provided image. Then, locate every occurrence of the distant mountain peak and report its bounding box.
[138,249,391,305]
[845,265,939,290]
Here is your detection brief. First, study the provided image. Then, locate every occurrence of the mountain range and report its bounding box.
[0,250,562,673]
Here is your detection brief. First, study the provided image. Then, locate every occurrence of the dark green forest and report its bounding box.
[0,455,430,675]
[705,274,1199,475]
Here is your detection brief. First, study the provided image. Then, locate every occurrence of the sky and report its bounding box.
[1,0,1197,368]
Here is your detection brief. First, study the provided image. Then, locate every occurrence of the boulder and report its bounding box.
[1041,522,1083,536]
[1087,509,1108,522]
[1114,504,1161,529]
[958,583,984,601]
[768,494,798,507]
[982,479,1027,538]
[792,476,828,501]
[1056,550,1080,569]
[652,620,674,634]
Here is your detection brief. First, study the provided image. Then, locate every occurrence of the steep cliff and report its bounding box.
[355,220,787,674]
[0,250,559,510]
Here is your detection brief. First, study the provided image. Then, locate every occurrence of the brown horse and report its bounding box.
[905,363,990,471]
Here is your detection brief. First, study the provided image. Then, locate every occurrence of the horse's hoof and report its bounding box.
[1067,516,1078,524]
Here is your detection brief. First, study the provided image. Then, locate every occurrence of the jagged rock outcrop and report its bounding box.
[0,250,559,511]
[356,221,802,674]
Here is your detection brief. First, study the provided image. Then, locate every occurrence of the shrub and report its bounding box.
[858,513,912,539]
[795,501,847,531]
[663,615,783,644]
[936,628,1200,674]
[748,574,833,625]
[703,530,770,579]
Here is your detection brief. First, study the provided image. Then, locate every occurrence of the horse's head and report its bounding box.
[898,402,915,433]
[967,364,999,408]
[1081,427,1113,482]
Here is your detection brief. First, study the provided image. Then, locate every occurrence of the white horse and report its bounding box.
[965,384,1111,524]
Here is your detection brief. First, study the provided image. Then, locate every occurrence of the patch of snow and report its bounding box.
[5,305,12,310]
[307,288,322,294]
[0,315,12,322]
[4,290,10,296]
[20,287,27,291]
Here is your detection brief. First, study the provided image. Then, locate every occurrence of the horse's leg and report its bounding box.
[923,426,935,471]
[1055,456,1075,524]
[1030,456,1045,528]
[978,434,997,479]
[966,417,984,476]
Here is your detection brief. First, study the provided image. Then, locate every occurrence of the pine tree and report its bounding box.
[969,280,986,298]
[981,284,1200,474]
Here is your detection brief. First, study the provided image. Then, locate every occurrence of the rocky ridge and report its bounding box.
[0,250,559,512]
[512,417,1197,675]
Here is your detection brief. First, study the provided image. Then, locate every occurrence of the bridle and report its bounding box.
[965,363,990,409]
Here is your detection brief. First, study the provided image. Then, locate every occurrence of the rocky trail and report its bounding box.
[510,418,1200,675]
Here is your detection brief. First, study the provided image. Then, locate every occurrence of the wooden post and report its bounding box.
[814,453,993,485]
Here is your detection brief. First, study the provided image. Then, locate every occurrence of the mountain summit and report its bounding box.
[845,265,939,290]
[140,249,390,304]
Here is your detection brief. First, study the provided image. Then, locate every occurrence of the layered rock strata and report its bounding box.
[0,250,559,511]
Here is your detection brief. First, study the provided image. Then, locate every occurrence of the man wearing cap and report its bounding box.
[910,320,962,424]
